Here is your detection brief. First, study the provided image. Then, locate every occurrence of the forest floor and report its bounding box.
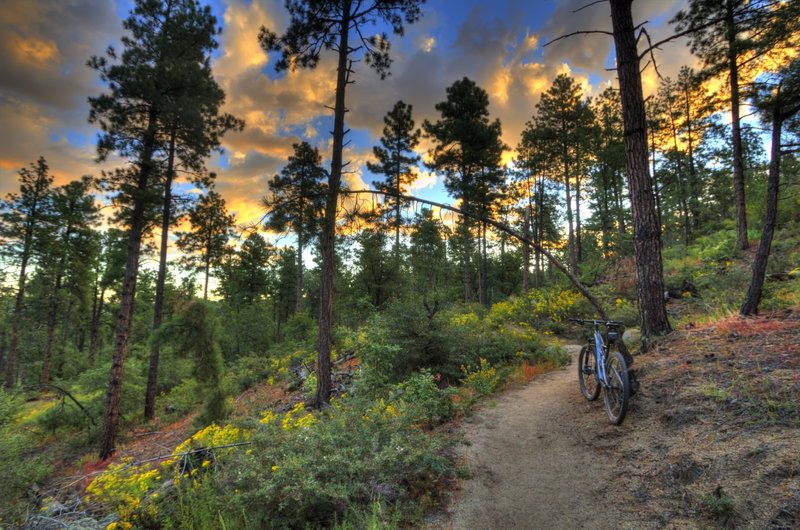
[434,309,800,529]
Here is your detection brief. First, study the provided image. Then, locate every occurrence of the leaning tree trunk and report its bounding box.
[727,0,748,250]
[741,101,783,315]
[315,3,351,408]
[610,0,672,338]
[145,130,176,421]
[99,111,158,460]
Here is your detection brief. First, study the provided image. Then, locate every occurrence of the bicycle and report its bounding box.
[568,318,633,425]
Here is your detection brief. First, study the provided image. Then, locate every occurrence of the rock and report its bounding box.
[623,328,641,349]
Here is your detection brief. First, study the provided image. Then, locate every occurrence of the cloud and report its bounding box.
[0,0,122,195]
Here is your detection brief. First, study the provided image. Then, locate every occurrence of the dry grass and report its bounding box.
[597,308,800,529]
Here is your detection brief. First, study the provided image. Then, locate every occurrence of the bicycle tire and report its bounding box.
[603,350,630,425]
[578,344,601,401]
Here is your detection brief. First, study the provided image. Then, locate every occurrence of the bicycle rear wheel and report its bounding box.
[578,344,600,401]
[603,350,630,425]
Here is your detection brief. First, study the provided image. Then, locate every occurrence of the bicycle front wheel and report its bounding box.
[603,350,630,425]
[578,344,601,401]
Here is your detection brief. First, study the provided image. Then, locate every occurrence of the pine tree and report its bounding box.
[264,142,326,313]
[89,0,230,459]
[423,77,505,305]
[0,157,53,387]
[741,58,800,315]
[609,0,672,338]
[535,74,591,272]
[176,190,236,301]
[673,0,800,250]
[259,0,424,406]
[367,100,421,264]
[40,177,100,386]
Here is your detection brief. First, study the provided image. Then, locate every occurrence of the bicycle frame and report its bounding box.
[592,326,609,386]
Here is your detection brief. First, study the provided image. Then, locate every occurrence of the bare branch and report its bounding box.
[574,0,607,14]
[543,29,613,48]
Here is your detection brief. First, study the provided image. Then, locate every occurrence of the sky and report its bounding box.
[0,0,698,234]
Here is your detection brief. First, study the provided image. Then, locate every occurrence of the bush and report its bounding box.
[224,395,452,528]
[0,389,51,525]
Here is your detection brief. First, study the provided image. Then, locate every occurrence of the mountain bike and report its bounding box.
[568,318,632,425]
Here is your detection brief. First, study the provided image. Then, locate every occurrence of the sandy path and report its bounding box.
[444,345,626,530]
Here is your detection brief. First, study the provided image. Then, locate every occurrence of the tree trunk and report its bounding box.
[89,285,105,366]
[536,177,545,287]
[315,3,351,407]
[145,129,176,421]
[295,228,303,313]
[610,0,672,338]
[650,128,663,233]
[6,247,33,388]
[741,100,783,315]
[727,0,748,250]
[480,220,489,306]
[666,96,692,245]
[462,196,473,303]
[575,175,583,264]
[42,268,64,386]
[99,110,158,460]
[685,93,702,229]
[522,202,531,293]
[563,156,576,272]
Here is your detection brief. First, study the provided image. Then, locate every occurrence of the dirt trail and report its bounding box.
[443,344,631,530]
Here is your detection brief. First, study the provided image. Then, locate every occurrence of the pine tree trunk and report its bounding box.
[727,0,748,250]
[6,230,34,388]
[522,202,531,293]
[99,110,158,460]
[563,156,576,272]
[89,285,105,367]
[145,130,176,421]
[462,196,473,303]
[685,95,701,229]
[42,268,64,387]
[479,220,489,306]
[295,228,303,313]
[610,0,672,338]
[575,176,583,264]
[55,299,72,379]
[536,177,545,287]
[667,98,691,245]
[741,102,783,315]
[650,128,662,232]
[315,3,351,407]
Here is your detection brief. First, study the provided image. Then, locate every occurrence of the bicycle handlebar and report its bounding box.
[568,318,625,327]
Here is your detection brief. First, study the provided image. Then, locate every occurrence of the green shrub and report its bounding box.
[224,395,452,528]
[0,389,51,525]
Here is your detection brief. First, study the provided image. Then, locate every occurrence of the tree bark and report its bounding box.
[741,99,783,315]
[315,2,351,407]
[727,0,749,250]
[99,110,158,460]
[610,0,672,338]
[145,129,176,421]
